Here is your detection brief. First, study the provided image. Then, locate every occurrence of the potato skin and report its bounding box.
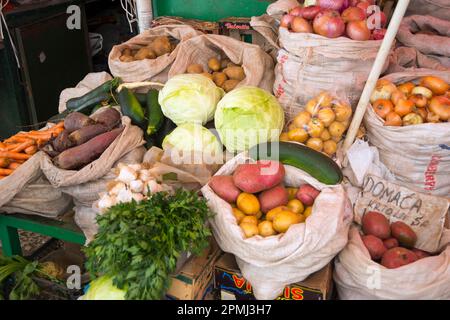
[233,160,285,193]
[362,211,391,240]
[213,72,227,87]
[208,58,221,72]
[383,238,399,250]
[209,175,240,203]
[381,247,418,269]
[362,235,387,260]
[391,221,417,248]
[222,79,240,92]
[259,185,289,213]
[224,66,245,80]
[187,64,204,74]
[411,248,431,260]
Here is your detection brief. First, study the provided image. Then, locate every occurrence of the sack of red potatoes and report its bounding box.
[364,69,450,196]
[334,211,450,299]
[201,152,352,300]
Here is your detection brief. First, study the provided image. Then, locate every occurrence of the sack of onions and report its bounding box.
[274,1,389,118]
[364,69,450,197]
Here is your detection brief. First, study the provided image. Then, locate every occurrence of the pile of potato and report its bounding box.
[119,36,176,62]
[361,211,434,268]
[209,160,321,238]
[186,57,246,92]
[280,92,353,156]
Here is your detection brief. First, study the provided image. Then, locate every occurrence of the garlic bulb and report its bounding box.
[108,181,127,196]
[131,193,145,202]
[129,180,144,193]
[117,166,138,184]
[129,164,142,171]
[116,188,133,203]
[139,169,152,182]
[98,195,116,211]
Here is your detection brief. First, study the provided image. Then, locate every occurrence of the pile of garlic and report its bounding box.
[96,163,172,212]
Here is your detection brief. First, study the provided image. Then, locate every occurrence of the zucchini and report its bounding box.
[66,78,121,114]
[146,90,164,136]
[152,117,177,148]
[248,141,343,185]
[135,93,147,106]
[118,87,146,128]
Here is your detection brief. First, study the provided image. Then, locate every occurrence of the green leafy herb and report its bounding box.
[84,189,212,300]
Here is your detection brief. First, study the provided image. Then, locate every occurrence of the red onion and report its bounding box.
[317,0,345,11]
[280,14,295,28]
[313,9,345,38]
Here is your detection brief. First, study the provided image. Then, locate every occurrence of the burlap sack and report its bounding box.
[406,0,450,22]
[386,47,449,74]
[41,116,145,188]
[143,147,220,191]
[250,15,280,61]
[62,146,147,207]
[334,226,450,300]
[274,28,386,121]
[168,34,275,92]
[364,70,450,196]
[266,0,299,16]
[108,25,201,83]
[201,152,352,300]
[396,15,450,68]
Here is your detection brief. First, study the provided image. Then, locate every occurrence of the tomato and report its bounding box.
[373,99,394,119]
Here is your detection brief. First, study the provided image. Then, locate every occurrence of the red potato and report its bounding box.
[391,221,417,248]
[362,211,391,240]
[259,185,289,213]
[209,175,241,203]
[233,160,285,193]
[296,184,320,206]
[381,247,418,269]
[53,127,123,170]
[69,124,109,146]
[90,108,121,130]
[64,112,95,133]
[383,238,399,250]
[362,235,387,260]
[412,248,431,260]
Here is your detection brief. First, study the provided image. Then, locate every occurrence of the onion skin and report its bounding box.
[317,0,345,11]
[346,20,371,41]
[313,9,345,38]
[291,16,313,33]
[290,6,303,17]
[420,76,449,95]
[300,5,322,20]
[280,14,295,28]
[429,95,450,121]
[341,6,366,22]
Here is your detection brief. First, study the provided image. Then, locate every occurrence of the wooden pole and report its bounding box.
[343,0,410,152]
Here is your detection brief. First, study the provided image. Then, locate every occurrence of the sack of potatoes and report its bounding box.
[185,57,246,92]
[119,36,177,62]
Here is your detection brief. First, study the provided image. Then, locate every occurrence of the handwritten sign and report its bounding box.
[355,175,449,253]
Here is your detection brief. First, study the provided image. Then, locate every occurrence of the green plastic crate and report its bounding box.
[152,0,271,21]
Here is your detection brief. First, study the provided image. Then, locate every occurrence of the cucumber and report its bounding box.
[66,78,121,114]
[135,93,147,106]
[248,141,343,185]
[152,117,177,148]
[118,87,146,128]
[146,90,164,136]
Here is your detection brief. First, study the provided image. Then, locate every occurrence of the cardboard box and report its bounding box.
[218,17,268,47]
[214,253,334,300]
[166,239,221,300]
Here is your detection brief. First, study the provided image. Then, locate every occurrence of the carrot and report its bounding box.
[24,145,37,155]
[0,158,10,168]
[0,152,31,160]
[4,136,35,144]
[0,168,13,176]
[52,121,65,129]
[8,162,21,170]
[11,140,35,153]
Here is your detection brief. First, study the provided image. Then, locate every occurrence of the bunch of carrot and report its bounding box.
[0,122,64,179]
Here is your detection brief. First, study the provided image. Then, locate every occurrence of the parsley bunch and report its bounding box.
[84,189,212,300]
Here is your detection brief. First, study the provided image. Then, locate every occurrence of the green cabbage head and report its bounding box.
[159,74,224,125]
[214,86,285,152]
[82,276,126,300]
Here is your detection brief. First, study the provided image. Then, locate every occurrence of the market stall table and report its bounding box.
[0,212,86,257]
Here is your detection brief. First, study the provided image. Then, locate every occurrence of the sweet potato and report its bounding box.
[52,129,75,152]
[69,124,109,146]
[90,108,121,129]
[362,211,391,240]
[41,144,60,158]
[362,235,386,260]
[381,247,418,269]
[209,175,241,203]
[233,160,285,193]
[53,127,123,170]
[391,221,417,248]
[64,112,95,133]
[259,185,289,213]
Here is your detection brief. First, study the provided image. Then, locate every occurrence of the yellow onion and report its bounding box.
[370,79,397,103]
